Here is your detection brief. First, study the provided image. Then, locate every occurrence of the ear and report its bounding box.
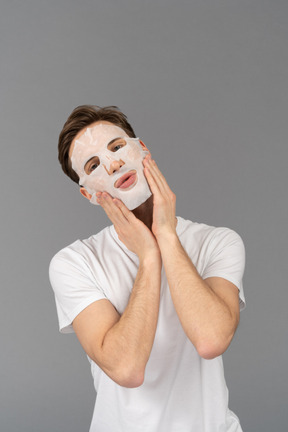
[80,187,92,200]
[139,140,150,154]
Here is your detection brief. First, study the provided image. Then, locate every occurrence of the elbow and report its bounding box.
[91,354,145,388]
[197,345,223,360]
[91,346,146,388]
[119,375,144,388]
[196,338,232,360]
[193,324,237,360]
[103,357,145,388]
[115,366,145,388]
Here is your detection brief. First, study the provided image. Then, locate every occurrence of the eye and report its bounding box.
[111,139,126,152]
[114,144,122,151]
[89,162,98,172]
[85,156,100,174]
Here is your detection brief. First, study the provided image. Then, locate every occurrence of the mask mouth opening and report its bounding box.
[114,170,138,190]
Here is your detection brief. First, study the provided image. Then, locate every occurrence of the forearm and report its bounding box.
[158,233,236,358]
[141,156,239,358]
[101,253,161,386]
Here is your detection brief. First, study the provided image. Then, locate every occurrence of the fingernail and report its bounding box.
[103,193,108,198]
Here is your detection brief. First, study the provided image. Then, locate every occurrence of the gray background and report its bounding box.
[1,0,287,431]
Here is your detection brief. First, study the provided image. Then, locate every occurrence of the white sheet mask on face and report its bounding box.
[71,123,152,210]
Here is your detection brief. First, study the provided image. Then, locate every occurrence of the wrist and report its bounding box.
[138,249,162,267]
[156,230,179,247]
[153,217,178,242]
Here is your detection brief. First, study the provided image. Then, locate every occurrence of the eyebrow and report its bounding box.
[84,137,123,170]
[107,137,123,149]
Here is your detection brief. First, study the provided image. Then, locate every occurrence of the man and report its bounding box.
[49,105,246,432]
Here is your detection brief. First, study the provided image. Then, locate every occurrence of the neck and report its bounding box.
[132,196,154,230]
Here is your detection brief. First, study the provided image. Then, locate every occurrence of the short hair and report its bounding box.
[58,105,137,184]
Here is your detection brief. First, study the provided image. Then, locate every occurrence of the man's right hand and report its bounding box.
[73,191,162,388]
[96,192,160,262]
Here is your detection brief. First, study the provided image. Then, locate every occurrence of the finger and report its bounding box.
[100,194,137,227]
[143,157,165,186]
[144,164,161,196]
[144,160,176,208]
[144,159,169,197]
[98,193,127,225]
[113,198,137,223]
[148,159,171,193]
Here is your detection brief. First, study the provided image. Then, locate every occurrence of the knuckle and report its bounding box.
[170,192,176,202]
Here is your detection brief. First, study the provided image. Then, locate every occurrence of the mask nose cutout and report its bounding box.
[103,158,125,175]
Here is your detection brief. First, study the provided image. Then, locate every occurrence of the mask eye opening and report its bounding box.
[106,137,126,152]
[84,155,101,175]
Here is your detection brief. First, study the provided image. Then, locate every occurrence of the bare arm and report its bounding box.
[73,195,161,388]
[73,254,161,387]
[156,232,239,359]
[143,156,240,359]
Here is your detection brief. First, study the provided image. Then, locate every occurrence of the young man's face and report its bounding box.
[69,121,152,210]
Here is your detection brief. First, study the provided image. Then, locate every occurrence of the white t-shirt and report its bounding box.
[49,217,246,432]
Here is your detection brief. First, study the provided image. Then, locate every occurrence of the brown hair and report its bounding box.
[58,105,136,184]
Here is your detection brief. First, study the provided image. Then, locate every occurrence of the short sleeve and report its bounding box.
[49,248,107,333]
[202,228,246,310]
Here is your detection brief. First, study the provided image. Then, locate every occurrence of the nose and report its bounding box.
[103,157,125,175]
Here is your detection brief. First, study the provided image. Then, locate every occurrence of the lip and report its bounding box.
[114,170,137,190]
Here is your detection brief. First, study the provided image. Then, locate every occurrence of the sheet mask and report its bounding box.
[71,123,152,210]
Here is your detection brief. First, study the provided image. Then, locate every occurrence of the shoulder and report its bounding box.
[177,217,246,309]
[177,216,245,271]
[49,225,116,285]
[49,227,113,333]
[205,226,245,258]
[177,216,244,247]
[50,226,112,266]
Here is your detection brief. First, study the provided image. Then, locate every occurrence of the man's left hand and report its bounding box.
[143,155,177,240]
